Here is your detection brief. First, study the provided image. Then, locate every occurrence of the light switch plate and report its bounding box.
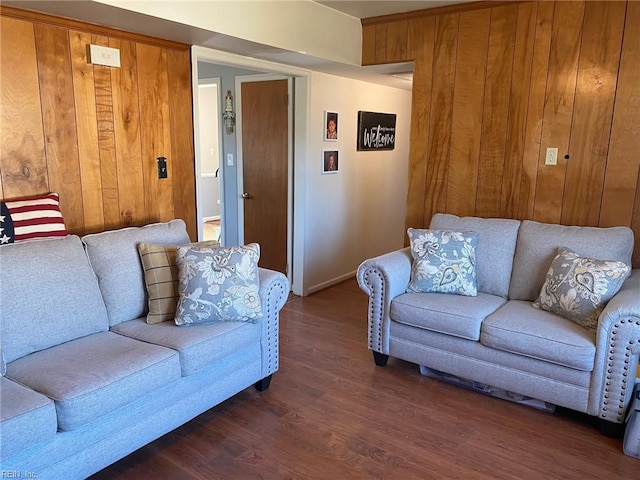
[88,44,121,68]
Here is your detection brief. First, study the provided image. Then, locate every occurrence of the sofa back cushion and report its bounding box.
[508,220,634,301]
[429,214,521,297]
[82,220,190,326]
[0,235,109,363]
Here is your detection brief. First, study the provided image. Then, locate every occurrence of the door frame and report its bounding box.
[191,46,309,295]
[194,76,224,244]
[235,74,293,279]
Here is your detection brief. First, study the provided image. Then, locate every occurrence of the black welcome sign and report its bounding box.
[357,111,396,151]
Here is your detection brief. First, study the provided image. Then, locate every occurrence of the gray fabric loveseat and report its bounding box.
[357,214,640,434]
[0,220,289,479]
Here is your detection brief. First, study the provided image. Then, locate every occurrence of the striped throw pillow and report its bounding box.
[0,192,67,244]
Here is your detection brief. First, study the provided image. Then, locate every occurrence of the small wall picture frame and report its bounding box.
[324,111,338,141]
[322,150,339,174]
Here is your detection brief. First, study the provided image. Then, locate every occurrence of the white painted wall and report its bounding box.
[94,0,362,65]
[305,72,412,293]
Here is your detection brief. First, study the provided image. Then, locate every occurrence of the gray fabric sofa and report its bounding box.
[0,220,289,479]
[357,214,640,433]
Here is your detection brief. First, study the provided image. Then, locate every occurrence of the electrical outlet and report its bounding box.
[227,154,234,167]
[545,147,558,166]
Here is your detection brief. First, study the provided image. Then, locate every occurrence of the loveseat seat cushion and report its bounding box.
[0,235,109,363]
[0,377,57,459]
[429,214,520,298]
[111,317,261,376]
[5,331,180,431]
[480,300,596,371]
[82,219,191,326]
[508,220,634,301]
[391,292,507,341]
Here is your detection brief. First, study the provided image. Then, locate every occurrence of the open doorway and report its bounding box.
[196,78,223,244]
[192,47,310,295]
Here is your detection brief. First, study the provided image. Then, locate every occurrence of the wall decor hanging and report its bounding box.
[223,90,236,135]
[357,111,396,151]
[322,150,339,174]
[324,111,338,141]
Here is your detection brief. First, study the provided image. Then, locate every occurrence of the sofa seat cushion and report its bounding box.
[111,317,260,376]
[391,292,507,341]
[481,300,596,371]
[0,377,57,459]
[6,332,181,431]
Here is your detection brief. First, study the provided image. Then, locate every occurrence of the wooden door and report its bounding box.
[240,79,289,274]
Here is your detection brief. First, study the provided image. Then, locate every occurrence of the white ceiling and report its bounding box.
[315,1,473,19]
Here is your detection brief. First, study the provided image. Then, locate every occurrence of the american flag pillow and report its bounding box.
[0,192,68,244]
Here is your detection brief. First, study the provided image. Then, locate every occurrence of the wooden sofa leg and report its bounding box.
[597,419,625,438]
[255,375,273,392]
[373,351,389,367]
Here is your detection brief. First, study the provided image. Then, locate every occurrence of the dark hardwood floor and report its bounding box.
[90,279,638,479]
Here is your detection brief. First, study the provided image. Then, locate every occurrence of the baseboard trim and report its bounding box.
[307,270,356,295]
[203,215,220,222]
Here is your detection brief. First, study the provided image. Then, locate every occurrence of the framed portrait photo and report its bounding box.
[324,111,338,141]
[322,150,339,174]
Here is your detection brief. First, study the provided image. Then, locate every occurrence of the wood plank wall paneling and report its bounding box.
[500,1,537,219]
[137,43,174,225]
[110,38,146,229]
[70,30,105,233]
[561,1,625,227]
[601,2,640,233]
[362,24,376,65]
[35,23,85,234]
[363,0,640,267]
[405,17,435,229]
[93,34,121,231]
[532,0,583,225]
[0,16,48,198]
[386,21,409,62]
[423,13,458,224]
[518,0,554,221]
[476,5,518,218]
[374,24,388,64]
[0,7,197,240]
[447,9,490,217]
[167,49,197,234]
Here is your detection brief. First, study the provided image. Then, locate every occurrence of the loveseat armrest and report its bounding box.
[257,268,290,379]
[590,269,640,423]
[356,248,412,355]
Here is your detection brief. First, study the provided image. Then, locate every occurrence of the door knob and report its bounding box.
[241,192,252,199]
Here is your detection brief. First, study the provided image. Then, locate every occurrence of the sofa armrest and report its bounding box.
[258,268,290,379]
[356,248,412,354]
[589,269,640,423]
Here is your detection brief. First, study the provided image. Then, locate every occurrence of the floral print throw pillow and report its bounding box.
[532,247,631,330]
[407,228,478,296]
[174,243,262,326]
